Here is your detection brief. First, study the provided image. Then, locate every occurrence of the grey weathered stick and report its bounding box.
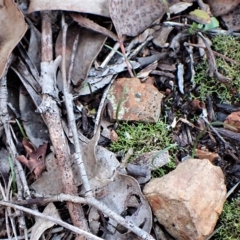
[15,193,155,240]
[0,55,29,240]
[0,201,103,240]
[61,15,93,198]
[39,11,89,238]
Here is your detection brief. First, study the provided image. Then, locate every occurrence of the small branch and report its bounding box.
[16,193,155,240]
[184,42,240,67]
[41,12,53,62]
[0,55,29,239]
[61,15,93,197]
[119,40,134,77]
[68,31,79,86]
[93,77,115,135]
[0,201,103,240]
[100,42,120,68]
[40,11,89,238]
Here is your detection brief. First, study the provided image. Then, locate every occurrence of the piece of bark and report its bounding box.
[214,127,240,142]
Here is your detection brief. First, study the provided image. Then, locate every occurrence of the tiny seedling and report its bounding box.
[189,17,219,34]
[104,44,137,77]
[15,118,28,139]
[8,157,17,193]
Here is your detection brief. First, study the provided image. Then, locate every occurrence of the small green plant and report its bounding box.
[8,156,17,193]
[193,35,240,103]
[151,160,176,178]
[213,195,240,239]
[110,120,176,176]
[110,121,172,156]
[15,118,28,139]
[189,17,219,34]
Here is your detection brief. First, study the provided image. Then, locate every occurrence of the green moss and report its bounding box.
[151,160,176,178]
[214,195,240,239]
[194,35,240,103]
[110,120,176,176]
[110,121,172,155]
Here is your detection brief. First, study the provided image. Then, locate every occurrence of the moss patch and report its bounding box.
[110,120,176,177]
[193,35,240,103]
[214,195,240,239]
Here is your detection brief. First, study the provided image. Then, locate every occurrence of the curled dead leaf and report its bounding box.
[0,0,27,78]
[17,140,48,178]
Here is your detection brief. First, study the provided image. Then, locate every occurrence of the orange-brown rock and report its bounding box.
[224,111,240,132]
[107,78,164,122]
[143,159,226,240]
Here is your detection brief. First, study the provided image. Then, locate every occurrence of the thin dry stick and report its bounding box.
[40,11,89,237]
[68,31,79,86]
[0,201,103,240]
[61,15,93,198]
[0,183,12,240]
[184,42,240,67]
[100,42,120,68]
[62,16,153,240]
[0,56,29,240]
[16,193,155,240]
[61,15,154,239]
[119,40,134,77]
[93,77,115,135]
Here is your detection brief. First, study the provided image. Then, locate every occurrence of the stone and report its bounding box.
[107,77,164,122]
[224,111,240,132]
[143,159,226,240]
[127,150,170,184]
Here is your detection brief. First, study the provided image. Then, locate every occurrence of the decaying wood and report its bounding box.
[39,11,89,239]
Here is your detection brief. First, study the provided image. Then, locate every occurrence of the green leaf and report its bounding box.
[203,17,219,31]
[189,9,211,24]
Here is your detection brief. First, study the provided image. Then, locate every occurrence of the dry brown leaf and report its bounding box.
[19,85,50,147]
[195,149,219,162]
[109,0,176,39]
[89,173,152,239]
[30,203,60,240]
[71,14,118,41]
[30,153,64,195]
[169,2,192,14]
[0,0,27,78]
[28,0,110,17]
[17,139,48,178]
[55,22,112,86]
[205,0,240,16]
[221,4,240,31]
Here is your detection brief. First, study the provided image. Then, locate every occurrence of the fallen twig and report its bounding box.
[61,14,93,197]
[0,200,103,240]
[15,193,155,240]
[39,11,89,238]
[184,42,240,67]
[0,55,29,239]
